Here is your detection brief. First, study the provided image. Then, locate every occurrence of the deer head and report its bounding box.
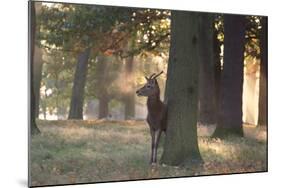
[136,71,163,97]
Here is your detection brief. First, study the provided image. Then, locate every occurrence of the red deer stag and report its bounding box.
[136,71,167,165]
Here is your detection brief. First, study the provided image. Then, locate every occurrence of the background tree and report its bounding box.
[258,17,268,126]
[120,35,138,120]
[30,1,40,134]
[68,48,91,119]
[38,4,171,119]
[39,48,75,119]
[95,56,111,118]
[242,16,262,125]
[212,14,246,138]
[123,55,136,119]
[32,2,44,118]
[39,4,133,119]
[161,11,202,166]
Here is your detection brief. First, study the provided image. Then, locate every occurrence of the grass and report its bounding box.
[30,120,267,186]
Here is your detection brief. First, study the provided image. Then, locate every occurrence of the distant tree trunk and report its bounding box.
[198,14,216,125]
[161,11,203,166]
[258,17,268,126]
[124,55,135,119]
[29,1,40,134]
[212,15,246,138]
[99,95,109,118]
[68,48,91,119]
[43,106,46,119]
[42,88,48,120]
[96,56,110,119]
[55,76,62,119]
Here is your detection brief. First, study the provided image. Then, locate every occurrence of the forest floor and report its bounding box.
[30,120,267,186]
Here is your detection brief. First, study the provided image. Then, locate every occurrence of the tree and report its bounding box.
[30,1,40,134]
[38,4,171,120]
[213,15,224,124]
[161,11,203,166]
[96,56,110,119]
[198,14,216,125]
[123,55,135,119]
[122,36,137,120]
[39,4,133,119]
[258,17,268,126]
[68,48,91,119]
[212,14,246,138]
[33,2,44,118]
[33,46,43,118]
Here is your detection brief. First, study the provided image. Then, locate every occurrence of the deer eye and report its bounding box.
[146,85,151,88]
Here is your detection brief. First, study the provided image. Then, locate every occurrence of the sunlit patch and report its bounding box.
[243,57,260,125]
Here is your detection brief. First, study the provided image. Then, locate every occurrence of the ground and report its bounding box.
[30,120,267,186]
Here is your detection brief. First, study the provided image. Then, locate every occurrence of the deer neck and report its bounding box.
[147,92,161,112]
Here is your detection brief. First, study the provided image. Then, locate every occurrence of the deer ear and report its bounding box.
[145,76,149,81]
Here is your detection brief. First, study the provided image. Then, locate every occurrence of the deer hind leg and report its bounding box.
[152,129,162,164]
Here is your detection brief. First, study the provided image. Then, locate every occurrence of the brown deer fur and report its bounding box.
[136,71,167,164]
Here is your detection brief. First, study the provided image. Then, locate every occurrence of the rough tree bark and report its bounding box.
[258,17,268,126]
[198,14,216,125]
[124,55,135,119]
[213,21,222,124]
[29,1,40,134]
[212,15,246,138]
[161,11,203,166]
[34,46,43,118]
[33,2,43,118]
[68,48,91,119]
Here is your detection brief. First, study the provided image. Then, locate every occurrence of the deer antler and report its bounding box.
[149,73,156,79]
[152,71,164,79]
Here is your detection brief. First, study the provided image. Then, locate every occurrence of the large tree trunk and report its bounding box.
[68,48,91,119]
[258,17,268,126]
[33,2,43,118]
[213,23,222,125]
[212,15,246,138]
[29,1,40,135]
[198,14,216,125]
[34,46,43,118]
[161,11,203,166]
[31,86,41,135]
[124,55,135,119]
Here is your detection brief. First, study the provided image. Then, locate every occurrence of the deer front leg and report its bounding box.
[150,129,155,164]
[151,129,162,165]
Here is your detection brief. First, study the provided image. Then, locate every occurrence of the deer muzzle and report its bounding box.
[136,89,142,96]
